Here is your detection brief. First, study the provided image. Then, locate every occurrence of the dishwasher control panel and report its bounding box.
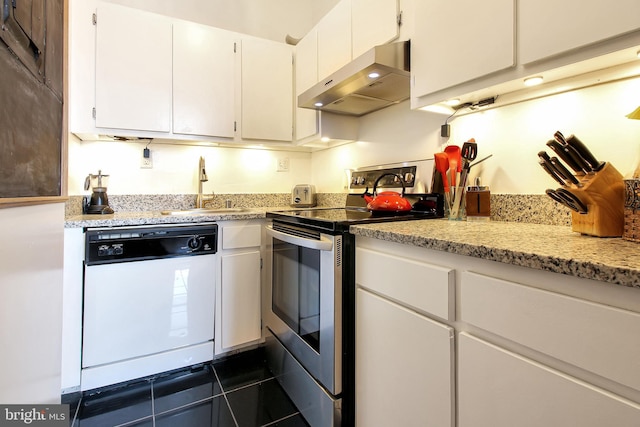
[85,223,218,265]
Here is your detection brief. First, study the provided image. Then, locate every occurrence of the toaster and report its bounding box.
[291,184,317,207]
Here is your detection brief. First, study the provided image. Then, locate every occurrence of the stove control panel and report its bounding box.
[350,166,417,190]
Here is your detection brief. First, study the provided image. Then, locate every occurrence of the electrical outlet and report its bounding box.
[277,157,290,172]
[141,150,153,169]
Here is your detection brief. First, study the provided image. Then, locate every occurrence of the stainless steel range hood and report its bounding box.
[298,41,410,117]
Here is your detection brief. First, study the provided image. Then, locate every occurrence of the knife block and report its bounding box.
[568,162,624,237]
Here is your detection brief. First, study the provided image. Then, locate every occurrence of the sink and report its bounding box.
[160,207,251,216]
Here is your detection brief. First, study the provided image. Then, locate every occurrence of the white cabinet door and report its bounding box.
[95,2,172,132]
[460,271,640,391]
[356,288,454,427]
[519,0,640,65]
[317,0,352,80]
[412,0,515,97]
[220,250,262,350]
[351,0,399,59]
[173,21,236,138]
[241,38,293,142]
[295,27,319,141]
[458,333,640,427]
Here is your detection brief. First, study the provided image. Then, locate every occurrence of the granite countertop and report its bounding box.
[66,204,640,288]
[349,219,640,288]
[64,208,272,228]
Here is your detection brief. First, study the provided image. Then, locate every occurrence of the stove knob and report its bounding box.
[404,172,415,184]
[188,236,202,250]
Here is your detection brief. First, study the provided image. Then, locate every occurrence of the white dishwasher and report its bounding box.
[81,223,217,391]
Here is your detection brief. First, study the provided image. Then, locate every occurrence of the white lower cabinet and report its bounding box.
[356,288,454,427]
[458,333,640,427]
[354,235,640,427]
[355,243,455,427]
[215,221,263,355]
[219,250,261,349]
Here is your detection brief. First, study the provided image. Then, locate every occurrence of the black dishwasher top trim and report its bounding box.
[85,223,218,265]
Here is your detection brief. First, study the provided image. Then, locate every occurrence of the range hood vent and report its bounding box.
[298,41,410,117]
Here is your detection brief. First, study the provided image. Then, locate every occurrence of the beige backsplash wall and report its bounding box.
[312,75,640,194]
[69,75,640,202]
[67,136,313,195]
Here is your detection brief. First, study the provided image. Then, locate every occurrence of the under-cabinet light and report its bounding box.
[524,76,544,87]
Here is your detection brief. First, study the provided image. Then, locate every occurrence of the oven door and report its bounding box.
[265,222,342,395]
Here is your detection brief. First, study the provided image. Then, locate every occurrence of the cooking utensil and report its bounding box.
[549,156,581,186]
[564,144,593,174]
[539,160,567,186]
[551,131,594,174]
[546,139,584,174]
[444,145,461,188]
[450,140,479,218]
[553,130,568,145]
[545,188,588,214]
[434,152,452,209]
[538,151,580,186]
[362,173,413,213]
[565,134,605,171]
[469,154,492,169]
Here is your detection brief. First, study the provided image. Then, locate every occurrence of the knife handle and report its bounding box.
[549,156,581,186]
[539,160,567,186]
[546,140,583,174]
[563,144,593,174]
[538,151,579,187]
[565,134,605,171]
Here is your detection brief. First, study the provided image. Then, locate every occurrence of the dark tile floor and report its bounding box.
[63,348,310,427]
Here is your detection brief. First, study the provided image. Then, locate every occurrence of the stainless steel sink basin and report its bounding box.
[160,208,251,216]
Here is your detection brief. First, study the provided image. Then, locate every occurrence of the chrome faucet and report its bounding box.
[196,156,213,208]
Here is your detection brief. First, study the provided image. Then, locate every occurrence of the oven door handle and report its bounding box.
[266,225,333,251]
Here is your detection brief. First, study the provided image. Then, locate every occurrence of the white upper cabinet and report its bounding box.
[173,22,236,138]
[412,0,515,97]
[519,0,640,65]
[351,0,399,59]
[412,0,640,111]
[317,0,352,80]
[94,2,172,133]
[295,27,319,141]
[241,38,293,142]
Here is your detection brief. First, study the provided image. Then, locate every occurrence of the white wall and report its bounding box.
[68,137,313,195]
[71,75,640,196]
[312,75,640,194]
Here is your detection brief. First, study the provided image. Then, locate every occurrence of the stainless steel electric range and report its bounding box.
[264,164,443,427]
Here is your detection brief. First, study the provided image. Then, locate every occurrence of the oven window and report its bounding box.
[272,237,321,352]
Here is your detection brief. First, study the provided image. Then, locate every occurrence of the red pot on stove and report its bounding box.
[363,173,413,213]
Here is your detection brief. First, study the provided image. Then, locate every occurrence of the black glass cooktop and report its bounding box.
[267,193,444,233]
